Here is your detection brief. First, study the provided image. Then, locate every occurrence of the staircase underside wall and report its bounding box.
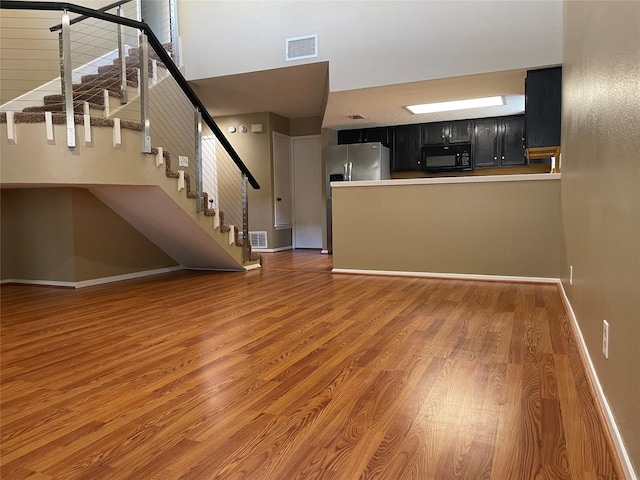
[0,187,179,283]
[1,121,244,278]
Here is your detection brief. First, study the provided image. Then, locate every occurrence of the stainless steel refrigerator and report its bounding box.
[325,142,390,252]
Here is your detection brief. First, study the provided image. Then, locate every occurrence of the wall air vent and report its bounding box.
[249,231,268,249]
[286,34,318,61]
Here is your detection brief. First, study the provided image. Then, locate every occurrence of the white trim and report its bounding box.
[1,266,184,289]
[291,134,323,250]
[252,246,293,253]
[6,111,16,144]
[113,118,121,148]
[331,268,558,284]
[321,249,330,254]
[84,113,92,145]
[330,173,561,188]
[0,279,76,288]
[557,281,638,480]
[272,131,293,229]
[45,111,54,142]
[244,263,262,271]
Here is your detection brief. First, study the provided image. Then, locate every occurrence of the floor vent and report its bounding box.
[286,34,318,61]
[249,231,268,249]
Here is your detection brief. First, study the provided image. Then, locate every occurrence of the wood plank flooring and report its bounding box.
[1,250,622,479]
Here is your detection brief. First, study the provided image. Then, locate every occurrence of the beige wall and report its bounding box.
[0,9,61,104]
[320,128,338,251]
[70,188,178,281]
[1,188,178,283]
[290,116,322,137]
[1,188,76,282]
[562,1,640,473]
[332,177,564,279]
[214,111,294,249]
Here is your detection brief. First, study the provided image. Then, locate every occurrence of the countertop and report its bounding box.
[331,172,561,188]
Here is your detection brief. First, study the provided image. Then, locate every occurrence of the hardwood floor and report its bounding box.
[1,250,622,479]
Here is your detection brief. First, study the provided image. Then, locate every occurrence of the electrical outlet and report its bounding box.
[569,265,573,285]
[602,320,609,359]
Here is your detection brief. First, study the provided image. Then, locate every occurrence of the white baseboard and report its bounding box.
[252,246,293,253]
[0,278,77,288]
[321,249,330,254]
[331,268,558,284]
[557,281,638,480]
[244,263,262,271]
[1,266,184,289]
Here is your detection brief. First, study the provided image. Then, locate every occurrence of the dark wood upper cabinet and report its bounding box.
[422,120,472,145]
[392,124,422,171]
[361,127,389,146]
[448,121,472,143]
[500,116,526,166]
[474,116,525,168]
[423,123,447,145]
[525,66,562,149]
[473,118,499,167]
[337,127,389,146]
[338,129,362,145]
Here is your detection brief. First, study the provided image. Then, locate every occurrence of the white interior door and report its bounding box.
[292,136,323,248]
[273,132,292,228]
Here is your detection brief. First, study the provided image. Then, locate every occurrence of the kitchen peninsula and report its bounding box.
[330,173,563,281]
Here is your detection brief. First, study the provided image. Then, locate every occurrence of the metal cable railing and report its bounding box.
[1,0,259,263]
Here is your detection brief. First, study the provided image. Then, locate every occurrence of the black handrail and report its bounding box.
[50,0,132,32]
[2,0,261,190]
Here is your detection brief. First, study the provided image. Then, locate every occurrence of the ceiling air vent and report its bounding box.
[249,231,268,249]
[286,34,318,61]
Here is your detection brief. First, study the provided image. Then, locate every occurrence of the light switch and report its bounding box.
[179,156,189,167]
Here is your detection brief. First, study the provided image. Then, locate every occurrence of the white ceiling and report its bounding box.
[180,1,562,132]
[189,64,530,131]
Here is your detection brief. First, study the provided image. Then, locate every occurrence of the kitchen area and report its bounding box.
[325,67,564,280]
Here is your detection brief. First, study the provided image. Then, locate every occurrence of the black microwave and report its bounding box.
[422,143,473,172]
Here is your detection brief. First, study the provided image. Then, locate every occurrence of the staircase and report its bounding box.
[1,43,261,276]
[21,44,167,116]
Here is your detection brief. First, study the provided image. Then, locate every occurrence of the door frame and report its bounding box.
[291,134,322,249]
[272,131,293,230]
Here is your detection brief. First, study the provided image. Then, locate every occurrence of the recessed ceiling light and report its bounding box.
[405,95,506,114]
[349,114,366,120]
